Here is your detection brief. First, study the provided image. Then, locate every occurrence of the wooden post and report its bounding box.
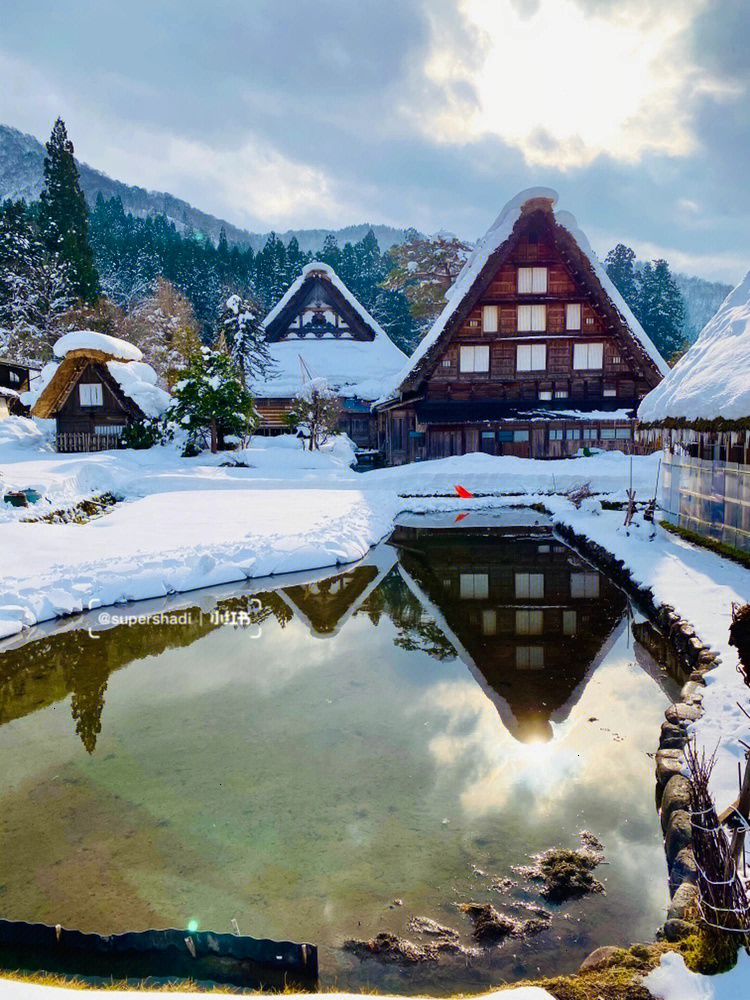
[726,751,750,877]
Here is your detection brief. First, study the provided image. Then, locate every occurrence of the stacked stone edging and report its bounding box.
[554,521,722,941]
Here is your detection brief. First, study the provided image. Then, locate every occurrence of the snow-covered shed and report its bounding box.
[0,357,39,418]
[30,330,171,452]
[638,271,750,553]
[375,188,667,464]
[252,262,407,448]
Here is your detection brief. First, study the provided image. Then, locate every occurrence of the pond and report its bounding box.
[0,511,678,994]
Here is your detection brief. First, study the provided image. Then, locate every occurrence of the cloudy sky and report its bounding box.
[2,0,748,281]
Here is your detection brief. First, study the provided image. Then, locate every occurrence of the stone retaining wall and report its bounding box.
[555,521,721,941]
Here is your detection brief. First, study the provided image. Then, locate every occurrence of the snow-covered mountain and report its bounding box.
[0,124,409,253]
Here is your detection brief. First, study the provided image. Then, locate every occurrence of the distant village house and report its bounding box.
[251,262,407,449]
[0,357,39,419]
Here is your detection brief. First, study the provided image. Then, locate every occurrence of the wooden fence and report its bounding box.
[56,432,125,453]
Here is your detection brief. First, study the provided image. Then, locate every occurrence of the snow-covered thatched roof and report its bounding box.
[638,271,750,426]
[254,262,407,401]
[378,188,668,404]
[53,330,143,362]
[31,331,169,420]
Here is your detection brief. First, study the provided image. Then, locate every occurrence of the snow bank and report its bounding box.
[53,330,142,362]
[106,360,171,418]
[643,949,750,998]
[364,449,661,498]
[0,487,398,639]
[0,415,49,451]
[639,270,750,423]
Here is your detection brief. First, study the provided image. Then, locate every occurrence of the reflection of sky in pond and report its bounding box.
[0,529,678,993]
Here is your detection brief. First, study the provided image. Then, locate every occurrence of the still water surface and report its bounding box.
[0,513,677,992]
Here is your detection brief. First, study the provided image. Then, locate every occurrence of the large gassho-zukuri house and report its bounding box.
[252,262,407,449]
[30,331,171,452]
[638,270,750,555]
[376,188,668,464]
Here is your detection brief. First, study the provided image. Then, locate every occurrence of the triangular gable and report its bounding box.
[263,262,384,343]
[386,189,668,400]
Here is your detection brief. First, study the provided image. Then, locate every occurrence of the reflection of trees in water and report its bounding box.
[0,591,291,752]
[358,568,456,661]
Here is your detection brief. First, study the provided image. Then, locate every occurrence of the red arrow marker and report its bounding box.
[454,484,474,498]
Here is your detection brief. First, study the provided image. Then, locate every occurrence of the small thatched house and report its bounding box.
[638,271,750,553]
[252,262,407,449]
[30,331,171,452]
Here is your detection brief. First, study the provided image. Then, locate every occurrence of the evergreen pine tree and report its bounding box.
[604,244,640,316]
[38,118,100,303]
[638,259,686,361]
[320,233,341,270]
[217,292,274,386]
[166,347,257,453]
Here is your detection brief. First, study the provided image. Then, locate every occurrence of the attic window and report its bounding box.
[460,345,490,373]
[527,229,539,245]
[518,267,548,294]
[482,305,499,332]
[441,359,452,367]
[79,383,103,407]
[518,304,546,331]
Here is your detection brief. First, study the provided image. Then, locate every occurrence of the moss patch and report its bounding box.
[659,520,750,569]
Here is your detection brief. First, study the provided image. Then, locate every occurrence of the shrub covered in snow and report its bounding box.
[166,347,257,455]
[287,376,341,451]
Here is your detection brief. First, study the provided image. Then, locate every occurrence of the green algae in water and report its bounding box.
[0,518,678,994]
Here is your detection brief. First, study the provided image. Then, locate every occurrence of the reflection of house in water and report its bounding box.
[389,524,627,743]
[278,549,397,637]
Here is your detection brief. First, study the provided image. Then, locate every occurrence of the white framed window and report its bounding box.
[482,305,499,332]
[600,427,616,439]
[513,429,529,442]
[563,610,577,635]
[538,389,552,400]
[615,427,632,439]
[516,646,544,670]
[516,609,543,635]
[482,609,497,635]
[583,427,597,440]
[79,383,103,407]
[566,428,581,440]
[549,429,563,441]
[459,345,490,373]
[460,573,489,599]
[518,304,546,331]
[518,267,548,293]
[573,342,604,370]
[9,371,20,383]
[603,387,617,397]
[516,343,546,372]
[570,572,600,598]
[515,572,544,599]
[566,303,582,330]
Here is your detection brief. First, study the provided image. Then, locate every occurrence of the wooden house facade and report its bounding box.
[31,331,170,452]
[376,190,668,463]
[252,262,406,450]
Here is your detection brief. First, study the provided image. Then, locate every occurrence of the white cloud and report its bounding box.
[422,0,738,168]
